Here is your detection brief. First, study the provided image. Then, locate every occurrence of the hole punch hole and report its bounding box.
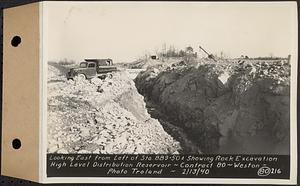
[11,36,21,47]
[12,138,21,149]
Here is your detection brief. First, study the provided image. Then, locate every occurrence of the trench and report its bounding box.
[133,66,291,155]
[143,98,202,154]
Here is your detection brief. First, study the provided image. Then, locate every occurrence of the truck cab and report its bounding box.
[67,59,117,80]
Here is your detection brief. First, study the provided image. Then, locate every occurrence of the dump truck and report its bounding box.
[66,58,118,80]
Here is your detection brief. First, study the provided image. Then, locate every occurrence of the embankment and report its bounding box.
[47,63,181,154]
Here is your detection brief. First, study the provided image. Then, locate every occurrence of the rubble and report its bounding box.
[47,63,181,154]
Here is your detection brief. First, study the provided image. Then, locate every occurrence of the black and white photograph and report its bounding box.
[46,1,295,155]
[44,1,297,183]
[1,0,297,184]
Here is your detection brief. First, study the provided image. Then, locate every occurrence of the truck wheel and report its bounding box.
[108,74,113,79]
[77,74,86,81]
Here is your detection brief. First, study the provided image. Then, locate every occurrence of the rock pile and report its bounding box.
[47,64,181,154]
[135,59,290,154]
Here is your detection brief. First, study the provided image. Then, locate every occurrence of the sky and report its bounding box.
[44,2,297,63]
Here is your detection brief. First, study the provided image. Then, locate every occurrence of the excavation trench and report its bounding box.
[134,61,291,155]
[144,99,202,154]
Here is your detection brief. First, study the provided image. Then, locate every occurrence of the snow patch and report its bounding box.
[218,71,230,84]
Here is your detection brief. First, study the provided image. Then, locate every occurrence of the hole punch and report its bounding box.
[12,138,21,149]
[11,36,21,47]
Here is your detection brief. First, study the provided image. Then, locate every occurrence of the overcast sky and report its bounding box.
[44,2,297,63]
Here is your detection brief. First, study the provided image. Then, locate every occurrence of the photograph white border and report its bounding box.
[40,1,298,184]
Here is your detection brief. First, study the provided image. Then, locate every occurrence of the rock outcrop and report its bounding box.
[135,60,290,154]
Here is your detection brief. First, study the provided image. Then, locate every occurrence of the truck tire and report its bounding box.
[77,74,86,81]
[107,73,113,79]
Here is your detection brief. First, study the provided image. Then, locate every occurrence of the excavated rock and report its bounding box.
[47,63,181,154]
[135,59,290,154]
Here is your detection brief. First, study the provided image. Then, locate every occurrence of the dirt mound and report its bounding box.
[47,68,181,154]
[135,59,290,154]
[128,59,166,69]
[127,57,187,69]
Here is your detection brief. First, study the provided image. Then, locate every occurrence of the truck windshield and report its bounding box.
[80,62,87,68]
[88,63,96,68]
